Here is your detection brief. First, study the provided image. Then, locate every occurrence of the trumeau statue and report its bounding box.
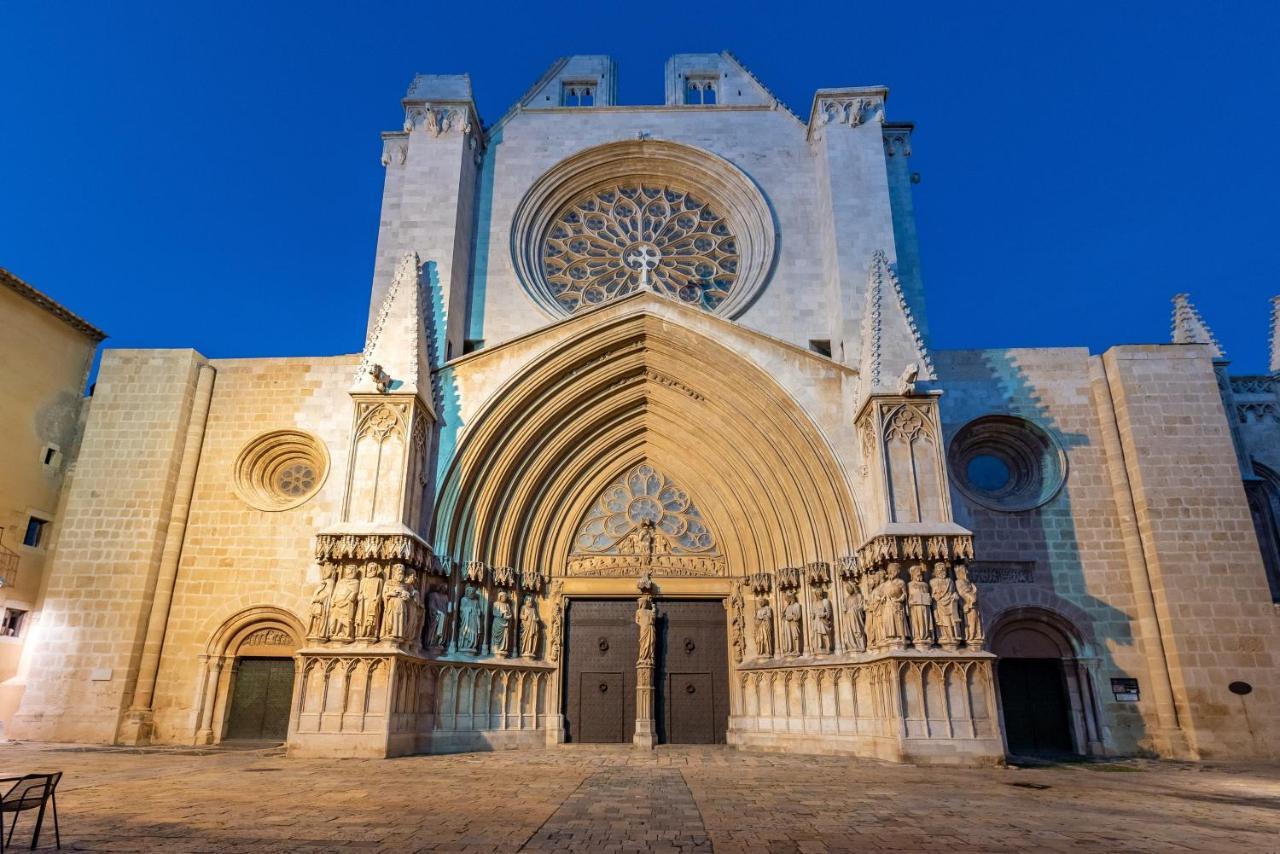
[491,590,513,657]
[930,561,962,650]
[635,594,656,665]
[841,579,866,653]
[519,596,540,658]
[754,596,774,658]
[781,590,803,656]
[955,563,985,647]
[381,563,412,642]
[426,586,450,649]
[328,565,360,640]
[458,584,482,655]
[357,562,384,641]
[308,563,336,639]
[813,588,833,654]
[907,563,935,649]
[882,563,908,649]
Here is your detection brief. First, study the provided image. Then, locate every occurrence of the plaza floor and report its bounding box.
[1,741,1278,852]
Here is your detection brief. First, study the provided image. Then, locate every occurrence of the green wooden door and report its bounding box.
[226,657,294,741]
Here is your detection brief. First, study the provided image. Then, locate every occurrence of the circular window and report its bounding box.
[512,140,776,319]
[948,416,1066,512]
[233,430,329,511]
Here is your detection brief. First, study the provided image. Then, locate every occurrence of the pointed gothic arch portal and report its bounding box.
[433,310,862,583]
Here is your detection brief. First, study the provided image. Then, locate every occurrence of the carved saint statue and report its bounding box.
[327,564,360,641]
[840,579,866,653]
[812,588,833,654]
[307,563,336,639]
[754,597,774,658]
[907,563,935,649]
[519,596,540,658]
[426,586,450,649]
[357,562,385,640]
[955,564,985,647]
[781,590,803,656]
[864,572,884,650]
[458,584,482,655]
[491,590,514,657]
[381,563,412,641]
[881,563,908,649]
[635,594,656,665]
[405,569,424,646]
[930,562,962,649]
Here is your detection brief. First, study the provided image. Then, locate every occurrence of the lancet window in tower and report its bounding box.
[541,184,739,313]
[684,77,718,105]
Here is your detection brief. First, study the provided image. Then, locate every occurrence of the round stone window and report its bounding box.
[948,416,1066,512]
[233,430,329,511]
[512,140,776,319]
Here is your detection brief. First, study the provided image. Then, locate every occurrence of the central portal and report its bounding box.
[563,598,729,745]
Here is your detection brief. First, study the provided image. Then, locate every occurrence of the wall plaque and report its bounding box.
[1111,677,1140,702]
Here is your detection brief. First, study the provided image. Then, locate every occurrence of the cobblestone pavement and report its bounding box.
[1,742,1278,852]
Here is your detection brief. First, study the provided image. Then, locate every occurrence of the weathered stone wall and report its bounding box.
[9,350,205,742]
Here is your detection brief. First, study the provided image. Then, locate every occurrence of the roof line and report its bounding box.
[1,267,106,341]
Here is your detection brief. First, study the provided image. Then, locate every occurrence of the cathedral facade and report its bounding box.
[8,54,1279,763]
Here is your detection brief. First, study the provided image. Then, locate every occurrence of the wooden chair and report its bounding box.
[0,773,61,852]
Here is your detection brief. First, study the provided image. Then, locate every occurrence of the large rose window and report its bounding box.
[542,184,739,313]
[575,463,716,554]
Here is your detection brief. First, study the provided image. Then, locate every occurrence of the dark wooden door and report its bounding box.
[998,658,1075,757]
[563,600,638,743]
[225,657,294,741]
[658,600,729,744]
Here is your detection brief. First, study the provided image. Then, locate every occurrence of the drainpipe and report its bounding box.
[1089,357,1188,757]
[122,363,216,742]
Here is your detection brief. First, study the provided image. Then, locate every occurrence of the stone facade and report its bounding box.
[7,53,1278,763]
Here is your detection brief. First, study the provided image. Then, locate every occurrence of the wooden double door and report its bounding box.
[998,658,1075,757]
[225,657,294,742]
[563,599,729,744]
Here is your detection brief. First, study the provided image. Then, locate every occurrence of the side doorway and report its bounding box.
[656,599,729,745]
[225,657,295,742]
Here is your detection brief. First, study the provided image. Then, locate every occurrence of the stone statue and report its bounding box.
[357,562,384,640]
[864,572,883,650]
[307,563,336,639]
[405,569,424,646]
[635,594,656,665]
[840,579,865,652]
[491,590,514,657]
[426,585,450,649]
[753,597,774,658]
[458,584,482,654]
[930,562,962,650]
[381,563,412,641]
[519,596,540,658]
[813,588,833,654]
[881,563,907,649]
[955,564,985,647]
[782,590,803,656]
[907,563,935,649]
[328,564,360,640]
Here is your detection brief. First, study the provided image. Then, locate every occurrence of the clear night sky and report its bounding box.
[3,1,1277,373]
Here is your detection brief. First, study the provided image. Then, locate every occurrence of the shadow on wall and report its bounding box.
[426,260,464,534]
[930,348,1150,757]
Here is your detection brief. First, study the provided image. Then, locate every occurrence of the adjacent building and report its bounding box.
[7,54,1278,763]
[0,267,104,736]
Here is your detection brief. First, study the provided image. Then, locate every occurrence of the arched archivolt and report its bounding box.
[987,605,1088,659]
[434,310,861,576]
[205,605,305,658]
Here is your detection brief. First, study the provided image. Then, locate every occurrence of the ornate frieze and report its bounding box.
[565,553,726,577]
[968,561,1034,584]
[816,96,883,128]
[883,130,912,157]
[242,628,293,647]
[403,104,472,137]
[314,532,432,569]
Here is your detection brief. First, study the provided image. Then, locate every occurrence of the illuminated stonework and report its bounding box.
[543,184,739,312]
[574,463,716,554]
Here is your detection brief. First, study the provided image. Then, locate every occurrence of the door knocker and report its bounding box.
[599,682,609,693]
[685,683,696,694]
[597,636,609,653]
[684,637,696,654]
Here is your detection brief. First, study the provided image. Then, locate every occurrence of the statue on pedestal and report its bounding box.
[520,596,540,658]
[426,585,450,649]
[907,563,935,649]
[307,563,336,639]
[381,563,412,642]
[635,594,656,666]
[781,590,803,656]
[357,562,384,640]
[813,588,833,654]
[840,579,865,653]
[882,563,907,649]
[930,562,962,650]
[753,597,774,658]
[328,564,359,641]
[458,584,483,654]
[491,590,513,657]
[955,564,985,648]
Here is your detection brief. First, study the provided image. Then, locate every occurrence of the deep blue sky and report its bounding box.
[3,1,1278,372]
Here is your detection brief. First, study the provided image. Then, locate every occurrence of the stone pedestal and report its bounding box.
[634,663,656,749]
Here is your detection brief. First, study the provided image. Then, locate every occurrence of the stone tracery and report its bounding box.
[542,184,739,312]
[573,463,717,555]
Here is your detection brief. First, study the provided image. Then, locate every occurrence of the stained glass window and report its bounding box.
[574,463,716,554]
